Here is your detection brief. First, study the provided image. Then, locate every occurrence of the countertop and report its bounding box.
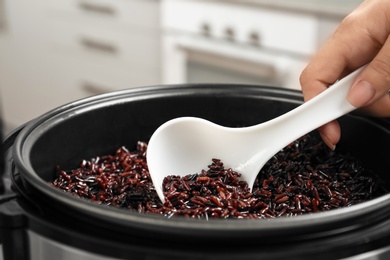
[213,0,363,18]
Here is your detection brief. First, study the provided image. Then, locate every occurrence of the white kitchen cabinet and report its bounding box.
[0,0,354,135]
[0,0,161,133]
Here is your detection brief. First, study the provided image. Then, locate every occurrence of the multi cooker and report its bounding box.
[1,84,390,260]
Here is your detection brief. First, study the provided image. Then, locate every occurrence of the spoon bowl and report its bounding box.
[147,67,364,203]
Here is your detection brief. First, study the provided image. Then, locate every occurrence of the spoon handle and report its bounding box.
[256,66,364,152]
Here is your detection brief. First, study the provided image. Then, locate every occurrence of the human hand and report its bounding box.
[300,0,390,150]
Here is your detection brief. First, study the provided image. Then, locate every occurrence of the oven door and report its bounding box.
[162,34,309,90]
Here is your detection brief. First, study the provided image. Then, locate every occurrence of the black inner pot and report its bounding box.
[11,84,390,246]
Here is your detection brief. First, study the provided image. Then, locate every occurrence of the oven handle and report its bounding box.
[175,35,296,78]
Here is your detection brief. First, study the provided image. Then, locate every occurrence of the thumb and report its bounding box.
[347,79,376,108]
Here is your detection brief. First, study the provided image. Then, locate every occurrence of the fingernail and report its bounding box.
[347,80,376,107]
[320,132,336,151]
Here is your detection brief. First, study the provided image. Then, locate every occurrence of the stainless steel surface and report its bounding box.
[28,231,119,260]
[342,245,390,260]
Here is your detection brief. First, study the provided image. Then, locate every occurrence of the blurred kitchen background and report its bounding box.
[0,0,363,136]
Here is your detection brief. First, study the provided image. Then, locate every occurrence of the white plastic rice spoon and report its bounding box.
[147,67,364,203]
